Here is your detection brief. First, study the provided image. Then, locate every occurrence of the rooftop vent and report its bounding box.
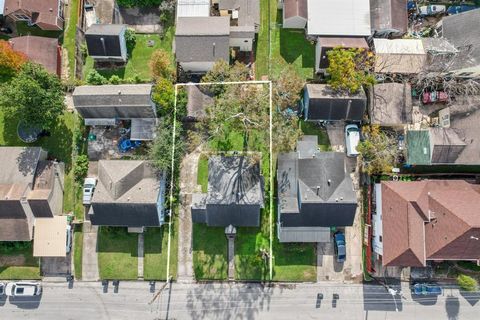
[327,179,331,186]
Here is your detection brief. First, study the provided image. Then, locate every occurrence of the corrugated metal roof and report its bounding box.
[307,0,371,36]
[130,118,157,141]
[406,130,431,165]
[176,0,210,18]
[33,216,67,257]
[0,0,4,15]
[374,39,424,54]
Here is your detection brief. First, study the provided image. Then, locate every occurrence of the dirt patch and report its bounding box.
[0,255,26,266]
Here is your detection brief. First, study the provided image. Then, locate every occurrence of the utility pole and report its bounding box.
[149,276,172,305]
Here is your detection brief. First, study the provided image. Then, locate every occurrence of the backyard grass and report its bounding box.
[83,30,175,82]
[144,221,178,280]
[0,242,40,280]
[197,154,209,193]
[97,227,138,280]
[256,1,315,80]
[235,227,269,280]
[299,120,331,151]
[64,0,80,79]
[73,224,83,280]
[15,21,63,38]
[192,223,228,280]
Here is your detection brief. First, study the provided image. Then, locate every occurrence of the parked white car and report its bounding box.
[0,282,6,296]
[419,5,446,16]
[345,124,360,157]
[66,224,72,254]
[5,282,42,297]
[83,177,97,205]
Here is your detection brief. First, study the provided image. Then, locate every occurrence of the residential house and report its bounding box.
[373,39,426,74]
[373,180,480,267]
[282,0,307,29]
[88,160,166,229]
[175,16,230,74]
[369,83,412,127]
[437,8,480,79]
[72,84,157,140]
[9,36,61,76]
[303,84,367,122]
[191,156,264,227]
[0,147,64,242]
[277,136,357,243]
[85,24,128,62]
[369,0,408,38]
[176,0,211,18]
[3,0,64,30]
[217,0,260,32]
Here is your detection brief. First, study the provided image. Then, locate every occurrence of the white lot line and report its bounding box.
[166,80,273,281]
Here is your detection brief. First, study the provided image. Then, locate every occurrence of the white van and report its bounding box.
[345,124,360,157]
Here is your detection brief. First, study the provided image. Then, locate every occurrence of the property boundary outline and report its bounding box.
[167,80,274,281]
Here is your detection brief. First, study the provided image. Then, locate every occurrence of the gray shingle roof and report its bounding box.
[219,0,260,28]
[176,17,230,36]
[370,83,413,126]
[441,8,480,62]
[85,24,126,35]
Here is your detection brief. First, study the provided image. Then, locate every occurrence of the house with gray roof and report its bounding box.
[175,16,231,74]
[88,160,166,228]
[435,9,480,79]
[369,0,408,38]
[277,136,357,243]
[72,84,157,140]
[191,156,264,227]
[85,24,128,62]
[218,0,260,31]
[0,147,64,241]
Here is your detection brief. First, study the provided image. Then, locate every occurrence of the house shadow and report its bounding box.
[144,228,166,254]
[96,227,138,257]
[460,290,480,306]
[8,295,41,309]
[185,282,273,319]
[362,279,403,311]
[278,12,315,71]
[445,295,460,320]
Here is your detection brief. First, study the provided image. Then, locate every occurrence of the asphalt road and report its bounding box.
[0,281,479,320]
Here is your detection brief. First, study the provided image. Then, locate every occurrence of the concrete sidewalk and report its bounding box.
[82,221,99,281]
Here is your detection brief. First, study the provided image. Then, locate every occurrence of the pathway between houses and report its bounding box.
[177,147,202,282]
[82,221,99,281]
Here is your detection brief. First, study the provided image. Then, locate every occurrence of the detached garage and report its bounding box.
[303,84,367,121]
[33,216,68,257]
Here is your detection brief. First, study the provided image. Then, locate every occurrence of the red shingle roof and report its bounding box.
[382,180,480,267]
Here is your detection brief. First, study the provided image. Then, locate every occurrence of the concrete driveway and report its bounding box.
[41,253,71,277]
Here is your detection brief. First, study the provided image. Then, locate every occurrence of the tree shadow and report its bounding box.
[446,295,460,320]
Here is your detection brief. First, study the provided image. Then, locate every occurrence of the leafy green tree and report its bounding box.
[152,77,175,116]
[356,125,398,175]
[86,69,107,85]
[74,155,89,182]
[150,49,174,81]
[457,274,478,292]
[272,112,302,153]
[273,65,304,111]
[0,63,65,131]
[201,60,250,95]
[124,28,137,52]
[149,118,184,173]
[326,47,375,93]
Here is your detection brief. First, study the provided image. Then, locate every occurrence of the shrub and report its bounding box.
[457,274,478,292]
[117,0,162,7]
[86,70,107,85]
[109,75,121,84]
[124,28,137,53]
[74,154,89,183]
[152,77,175,116]
[149,49,174,81]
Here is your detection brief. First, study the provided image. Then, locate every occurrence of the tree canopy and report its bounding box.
[326,47,375,94]
[356,125,398,175]
[150,49,175,81]
[0,40,28,80]
[152,77,175,117]
[273,65,304,112]
[201,60,250,95]
[0,63,65,130]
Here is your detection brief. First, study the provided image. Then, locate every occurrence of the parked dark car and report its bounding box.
[0,27,13,34]
[333,232,346,263]
[412,283,442,296]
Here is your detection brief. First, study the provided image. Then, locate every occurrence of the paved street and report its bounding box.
[0,281,478,319]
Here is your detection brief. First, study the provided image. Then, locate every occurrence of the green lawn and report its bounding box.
[0,242,40,280]
[299,120,331,151]
[272,240,316,282]
[73,224,83,280]
[15,21,63,38]
[192,223,228,280]
[235,228,269,280]
[64,0,79,79]
[83,31,175,82]
[144,222,178,280]
[97,227,138,280]
[256,1,315,80]
[197,154,209,193]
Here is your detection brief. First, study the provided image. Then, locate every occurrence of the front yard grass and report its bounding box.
[97,227,138,280]
[0,242,40,280]
[73,224,83,280]
[144,220,178,280]
[235,227,269,280]
[192,223,228,280]
[272,240,316,282]
[83,30,175,82]
[197,154,209,193]
[299,120,331,151]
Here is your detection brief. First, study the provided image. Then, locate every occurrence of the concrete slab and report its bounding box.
[41,254,71,276]
[82,221,99,281]
[138,233,144,280]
